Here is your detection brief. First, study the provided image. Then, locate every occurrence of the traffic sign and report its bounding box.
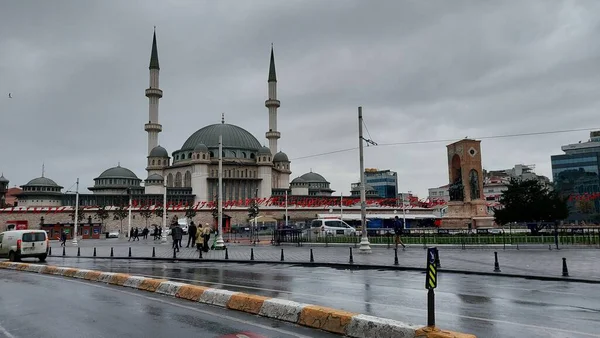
[426,247,438,289]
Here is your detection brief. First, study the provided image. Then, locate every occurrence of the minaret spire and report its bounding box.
[265,44,281,154]
[221,113,225,124]
[149,27,160,70]
[145,28,164,155]
[268,43,277,82]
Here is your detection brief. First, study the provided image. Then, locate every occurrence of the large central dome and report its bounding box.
[180,123,262,151]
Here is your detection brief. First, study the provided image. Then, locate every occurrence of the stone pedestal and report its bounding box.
[441,200,494,228]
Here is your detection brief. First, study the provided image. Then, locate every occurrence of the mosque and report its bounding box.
[3,31,337,208]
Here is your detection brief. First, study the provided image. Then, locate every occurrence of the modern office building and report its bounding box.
[551,131,600,219]
[364,169,398,199]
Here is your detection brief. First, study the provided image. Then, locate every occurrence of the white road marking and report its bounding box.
[0,322,17,338]
[13,272,314,338]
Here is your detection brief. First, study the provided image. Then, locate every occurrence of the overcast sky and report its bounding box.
[1,0,600,198]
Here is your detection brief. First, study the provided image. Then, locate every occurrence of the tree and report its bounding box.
[95,205,110,233]
[154,204,164,226]
[113,204,129,234]
[139,205,154,227]
[576,199,595,215]
[494,178,569,234]
[69,205,85,224]
[184,202,197,221]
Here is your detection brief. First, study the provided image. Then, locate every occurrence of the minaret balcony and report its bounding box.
[265,99,280,108]
[145,123,163,132]
[145,88,163,98]
[265,131,280,139]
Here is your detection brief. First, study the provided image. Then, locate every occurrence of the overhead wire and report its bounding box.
[290,126,600,161]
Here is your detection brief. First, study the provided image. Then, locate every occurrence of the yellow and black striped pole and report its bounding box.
[426,247,438,326]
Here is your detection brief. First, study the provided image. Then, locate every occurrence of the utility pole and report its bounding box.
[161,177,167,243]
[127,188,132,239]
[358,106,372,253]
[215,134,225,249]
[285,190,288,227]
[72,178,80,246]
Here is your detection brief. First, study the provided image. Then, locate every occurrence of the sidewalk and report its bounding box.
[50,238,600,281]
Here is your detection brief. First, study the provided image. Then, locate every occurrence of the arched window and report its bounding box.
[175,172,182,187]
[209,151,214,158]
[184,171,191,187]
[188,153,192,159]
[250,153,256,159]
[202,154,206,160]
[164,159,168,166]
[242,152,247,158]
[222,151,226,158]
[152,159,155,165]
[167,173,174,187]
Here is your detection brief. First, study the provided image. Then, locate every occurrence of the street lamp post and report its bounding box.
[285,190,288,228]
[358,106,372,253]
[127,188,132,239]
[161,177,167,243]
[214,134,225,249]
[72,178,80,246]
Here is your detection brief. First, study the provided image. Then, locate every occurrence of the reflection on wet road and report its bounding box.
[51,258,600,338]
[0,269,338,338]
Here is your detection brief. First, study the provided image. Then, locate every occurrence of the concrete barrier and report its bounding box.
[0,262,476,338]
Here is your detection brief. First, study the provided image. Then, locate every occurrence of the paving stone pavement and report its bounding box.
[48,238,600,281]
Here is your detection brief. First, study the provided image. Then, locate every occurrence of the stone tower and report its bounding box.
[0,174,8,207]
[265,45,281,154]
[145,28,163,155]
[442,139,493,228]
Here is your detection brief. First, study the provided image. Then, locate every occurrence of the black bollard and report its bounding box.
[152,247,155,258]
[173,247,177,259]
[394,248,399,266]
[110,247,114,257]
[562,257,569,277]
[199,248,203,259]
[494,251,501,272]
[93,247,96,257]
[128,247,132,257]
[280,248,284,261]
[49,246,52,256]
[310,249,314,263]
[349,247,354,264]
[225,248,229,260]
[62,246,66,256]
[251,248,255,261]
[77,247,80,257]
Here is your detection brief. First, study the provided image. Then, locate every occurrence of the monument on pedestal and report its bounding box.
[442,139,495,228]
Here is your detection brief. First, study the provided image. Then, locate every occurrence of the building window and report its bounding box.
[167,173,174,187]
[202,154,206,160]
[152,159,155,165]
[210,151,214,158]
[175,172,182,187]
[188,153,192,159]
[250,153,255,159]
[184,171,191,187]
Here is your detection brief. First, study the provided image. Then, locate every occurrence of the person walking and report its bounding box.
[171,223,182,252]
[393,216,406,249]
[133,227,140,241]
[202,223,211,252]
[186,221,197,248]
[128,227,134,242]
[60,230,67,247]
[195,224,204,251]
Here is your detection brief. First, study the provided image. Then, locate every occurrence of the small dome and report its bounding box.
[273,151,289,162]
[193,143,208,153]
[258,146,272,156]
[291,177,306,184]
[0,174,8,183]
[300,172,328,183]
[145,174,164,181]
[97,165,139,180]
[25,177,61,187]
[149,145,169,157]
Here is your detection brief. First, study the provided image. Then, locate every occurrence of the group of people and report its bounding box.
[169,216,214,253]
[128,227,150,241]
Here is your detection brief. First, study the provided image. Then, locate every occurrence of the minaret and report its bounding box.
[145,27,163,155]
[265,44,281,154]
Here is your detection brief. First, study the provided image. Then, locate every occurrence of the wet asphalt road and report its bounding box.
[44,258,600,338]
[0,269,338,338]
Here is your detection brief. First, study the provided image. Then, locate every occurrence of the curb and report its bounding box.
[53,255,600,284]
[0,261,475,338]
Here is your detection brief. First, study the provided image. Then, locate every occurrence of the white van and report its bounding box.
[0,230,49,262]
[311,219,358,236]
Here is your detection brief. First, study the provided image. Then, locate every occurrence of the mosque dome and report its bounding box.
[179,123,261,151]
[258,146,272,156]
[273,151,289,162]
[299,171,328,183]
[193,143,209,153]
[97,165,139,180]
[149,145,169,157]
[24,177,61,188]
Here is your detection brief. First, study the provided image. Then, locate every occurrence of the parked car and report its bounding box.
[0,230,49,262]
[310,219,358,236]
